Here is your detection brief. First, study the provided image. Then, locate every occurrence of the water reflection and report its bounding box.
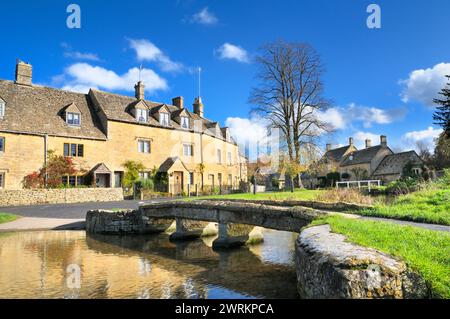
[0,230,299,299]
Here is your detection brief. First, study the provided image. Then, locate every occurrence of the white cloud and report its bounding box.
[191,7,218,25]
[57,63,168,94]
[317,104,406,130]
[225,116,269,147]
[353,131,381,149]
[400,63,450,106]
[128,39,183,72]
[64,51,100,62]
[216,43,250,63]
[402,127,442,151]
[316,108,346,130]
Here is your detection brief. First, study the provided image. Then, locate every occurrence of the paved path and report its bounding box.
[338,213,450,232]
[0,199,177,219]
[0,217,85,232]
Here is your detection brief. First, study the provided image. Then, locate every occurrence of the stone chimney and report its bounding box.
[365,139,372,149]
[193,97,204,118]
[349,137,354,146]
[134,81,145,100]
[326,144,332,152]
[172,96,184,109]
[380,135,387,147]
[15,60,32,86]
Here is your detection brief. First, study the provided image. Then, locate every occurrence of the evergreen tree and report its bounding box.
[433,75,450,137]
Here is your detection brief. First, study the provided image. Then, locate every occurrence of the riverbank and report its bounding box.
[309,215,450,299]
[0,213,19,224]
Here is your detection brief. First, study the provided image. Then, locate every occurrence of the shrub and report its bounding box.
[315,188,374,205]
[385,178,420,195]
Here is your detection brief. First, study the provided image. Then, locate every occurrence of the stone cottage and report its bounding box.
[312,135,424,186]
[0,61,247,194]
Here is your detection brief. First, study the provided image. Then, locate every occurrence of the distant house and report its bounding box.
[306,135,424,187]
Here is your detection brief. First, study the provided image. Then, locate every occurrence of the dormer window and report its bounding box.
[67,112,81,126]
[181,116,190,129]
[160,113,170,126]
[0,100,5,118]
[136,109,148,123]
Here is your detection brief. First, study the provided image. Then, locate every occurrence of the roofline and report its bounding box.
[0,129,107,141]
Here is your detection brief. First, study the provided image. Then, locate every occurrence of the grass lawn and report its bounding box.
[310,215,450,299]
[357,188,450,226]
[188,189,323,201]
[0,213,19,224]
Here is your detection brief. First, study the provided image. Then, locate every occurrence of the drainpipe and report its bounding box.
[44,134,48,188]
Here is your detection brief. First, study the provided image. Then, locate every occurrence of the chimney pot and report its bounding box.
[193,97,204,118]
[172,96,184,109]
[380,135,387,147]
[134,81,145,100]
[326,144,332,152]
[15,60,32,86]
[365,139,372,149]
[349,137,354,145]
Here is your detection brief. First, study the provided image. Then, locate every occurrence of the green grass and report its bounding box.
[0,213,19,224]
[187,189,323,201]
[310,215,450,299]
[357,188,450,225]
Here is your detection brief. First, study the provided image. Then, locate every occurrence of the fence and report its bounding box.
[336,180,381,192]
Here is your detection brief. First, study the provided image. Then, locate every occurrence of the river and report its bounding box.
[0,229,299,299]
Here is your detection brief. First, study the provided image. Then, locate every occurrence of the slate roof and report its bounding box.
[324,145,353,162]
[89,89,234,142]
[341,145,385,166]
[0,80,106,140]
[372,151,422,176]
[0,80,237,144]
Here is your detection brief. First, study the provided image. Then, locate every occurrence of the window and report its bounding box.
[181,116,190,129]
[228,174,232,186]
[64,143,84,157]
[139,172,150,179]
[62,175,83,187]
[227,152,232,165]
[0,101,5,118]
[0,137,4,152]
[183,144,193,157]
[217,149,222,164]
[160,113,170,126]
[189,173,194,185]
[0,172,4,188]
[138,140,151,154]
[67,112,81,126]
[136,109,148,123]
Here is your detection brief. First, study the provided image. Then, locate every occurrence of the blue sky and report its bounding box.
[0,0,449,153]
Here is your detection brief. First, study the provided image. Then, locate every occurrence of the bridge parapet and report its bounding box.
[139,200,328,233]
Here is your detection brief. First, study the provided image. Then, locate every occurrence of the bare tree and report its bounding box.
[251,41,332,181]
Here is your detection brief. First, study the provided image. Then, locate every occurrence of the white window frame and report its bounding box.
[136,109,148,123]
[181,116,190,129]
[0,137,4,153]
[160,112,170,126]
[217,149,222,164]
[138,140,151,154]
[183,144,193,157]
[0,172,4,188]
[0,102,5,118]
[227,152,232,165]
[139,172,150,180]
[67,112,81,126]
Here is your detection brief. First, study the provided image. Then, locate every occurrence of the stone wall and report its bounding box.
[296,225,430,299]
[86,209,175,234]
[0,188,124,207]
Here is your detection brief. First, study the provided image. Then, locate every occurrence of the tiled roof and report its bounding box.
[0,80,106,140]
[372,151,422,176]
[324,145,353,162]
[341,145,385,166]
